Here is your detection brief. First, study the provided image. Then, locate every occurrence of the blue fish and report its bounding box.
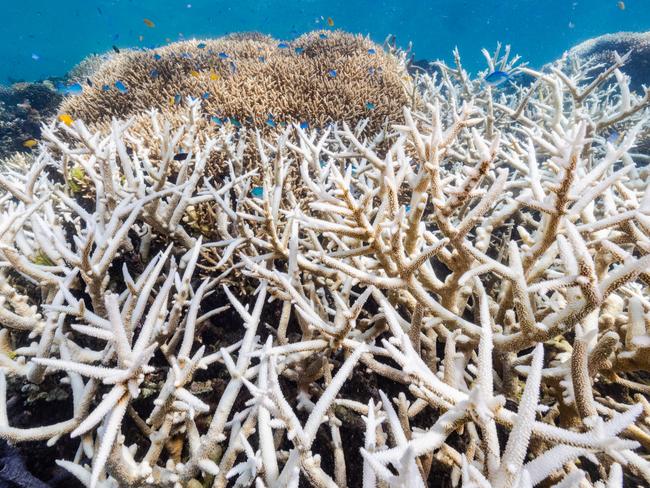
[328,69,337,78]
[484,70,510,87]
[295,47,304,54]
[266,115,276,128]
[278,42,290,49]
[102,84,110,91]
[251,186,264,198]
[607,131,620,144]
[86,78,93,87]
[197,42,206,49]
[149,69,159,78]
[365,101,376,110]
[211,116,222,125]
[56,82,83,95]
[229,117,241,127]
[258,56,266,62]
[405,204,411,213]
[114,81,128,93]
[319,33,328,39]
[153,54,162,60]
[31,53,40,61]
[300,121,309,129]
[367,48,376,55]
[201,92,210,99]
[174,94,181,105]
[218,52,229,59]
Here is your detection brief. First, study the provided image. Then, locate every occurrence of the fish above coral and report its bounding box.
[57,30,414,135]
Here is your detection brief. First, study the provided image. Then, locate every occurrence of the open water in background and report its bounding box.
[2,0,650,84]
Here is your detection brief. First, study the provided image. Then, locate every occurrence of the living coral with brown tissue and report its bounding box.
[1,32,650,488]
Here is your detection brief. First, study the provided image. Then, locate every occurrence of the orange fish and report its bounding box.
[22,139,38,148]
[58,114,74,126]
[143,18,155,28]
[327,17,334,27]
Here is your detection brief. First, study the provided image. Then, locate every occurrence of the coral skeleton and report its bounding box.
[0,40,650,487]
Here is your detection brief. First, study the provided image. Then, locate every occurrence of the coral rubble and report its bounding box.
[0,35,650,488]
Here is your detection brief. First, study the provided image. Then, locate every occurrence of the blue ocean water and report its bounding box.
[2,0,650,84]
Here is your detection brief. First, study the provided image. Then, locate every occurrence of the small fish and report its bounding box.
[102,84,110,91]
[56,82,83,95]
[368,67,375,75]
[97,7,103,15]
[229,61,237,74]
[201,92,210,99]
[229,117,241,127]
[618,1,625,10]
[319,33,328,39]
[153,53,162,60]
[258,55,266,62]
[328,69,337,78]
[251,186,264,198]
[174,94,181,105]
[405,204,411,213]
[58,113,74,126]
[365,101,376,110]
[607,131,620,144]
[299,121,309,129]
[278,42,290,49]
[266,115,276,128]
[112,45,121,54]
[31,53,40,61]
[327,17,334,27]
[143,18,155,28]
[173,152,188,161]
[367,48,376,55]
[114,80,128,93]
[197,42,206,49]
[211,116,222,125]
[190,70,200,77]
[112,33,120,41]
[149,68,159,78]
[22,139,38,148]
[294,47,304,54]
[209,70,219,80]
[86,78,93,87]
[218,52,229,58]
[484,70,510,87]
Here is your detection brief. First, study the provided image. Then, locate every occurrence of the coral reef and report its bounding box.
[566,31,650,93]
[0,82,62,159]
[59,31,412,135]
[1,37,650,488]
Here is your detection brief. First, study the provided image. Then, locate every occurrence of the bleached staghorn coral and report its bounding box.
[0,43,649,488]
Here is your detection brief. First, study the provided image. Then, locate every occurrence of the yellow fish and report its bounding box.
[190,70,200,78]
[327,17,334,27]
[209,70,220,81]
[143,18,155,28]
[22,139,38,148]
[58,114,74,126]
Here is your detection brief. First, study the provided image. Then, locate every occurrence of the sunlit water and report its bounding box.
[2,0,650,83]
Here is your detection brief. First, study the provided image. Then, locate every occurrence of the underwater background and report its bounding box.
[3,0,650,84]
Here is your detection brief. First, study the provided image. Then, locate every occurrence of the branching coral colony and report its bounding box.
[1,39,650,488]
